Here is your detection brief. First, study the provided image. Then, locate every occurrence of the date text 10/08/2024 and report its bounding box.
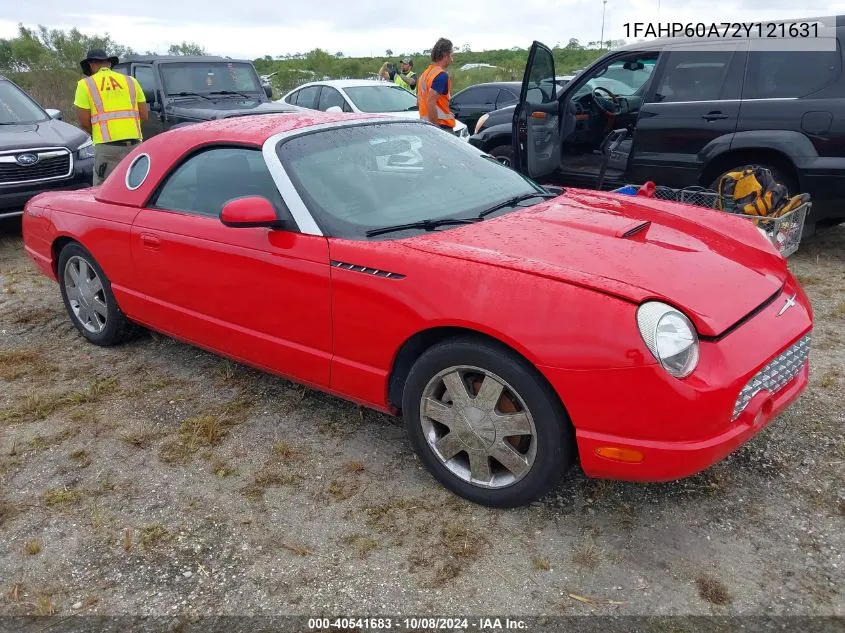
[623,22,821,39]
[307,617,527,630]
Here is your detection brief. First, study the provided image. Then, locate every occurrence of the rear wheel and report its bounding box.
[57,243,135,346]
[489,144,514,168]
[401,337,574,507]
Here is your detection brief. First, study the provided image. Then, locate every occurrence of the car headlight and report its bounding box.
[77,138,94,160]
[475,113,489,135]
[636,301,699,378]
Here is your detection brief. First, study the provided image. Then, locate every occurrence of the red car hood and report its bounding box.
[402,189,788,337]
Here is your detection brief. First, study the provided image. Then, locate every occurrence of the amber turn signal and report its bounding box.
[595,447,645,463]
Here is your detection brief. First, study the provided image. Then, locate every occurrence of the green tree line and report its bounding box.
[1,23,612,121]
[254,39,616,94]
[0,25,211,125]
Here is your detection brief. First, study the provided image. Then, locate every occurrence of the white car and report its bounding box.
[277,79,470,141]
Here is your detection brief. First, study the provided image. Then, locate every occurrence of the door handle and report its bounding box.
[140,233,160,250]
[702,111,729,121]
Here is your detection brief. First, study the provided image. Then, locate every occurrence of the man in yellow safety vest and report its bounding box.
[74,49,149,185]
[379,57,417,93]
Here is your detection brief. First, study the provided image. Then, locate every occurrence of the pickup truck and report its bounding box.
[112,55,297,138]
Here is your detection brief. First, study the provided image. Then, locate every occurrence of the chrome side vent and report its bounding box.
[331,260,405,279]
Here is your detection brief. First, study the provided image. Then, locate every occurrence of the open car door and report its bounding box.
[512,41,561,179]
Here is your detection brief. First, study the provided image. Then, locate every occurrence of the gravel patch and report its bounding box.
[0,219,842,617]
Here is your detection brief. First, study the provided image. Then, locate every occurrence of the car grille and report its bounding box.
[732,333,811,420]
[0,149,72,185]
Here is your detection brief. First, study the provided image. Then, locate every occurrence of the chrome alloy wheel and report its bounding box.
[63,256,108,334]
[419,366,538,489]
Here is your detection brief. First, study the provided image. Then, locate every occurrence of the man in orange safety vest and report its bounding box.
[417,38,456,133]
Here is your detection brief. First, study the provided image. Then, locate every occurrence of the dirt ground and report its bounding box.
[0,217,843,620]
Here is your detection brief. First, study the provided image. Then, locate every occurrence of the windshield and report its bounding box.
[344,85,418,112]
[572,59,656,98]
[277,122,547,239]
[159,62,263,96]
[0,80,49,125]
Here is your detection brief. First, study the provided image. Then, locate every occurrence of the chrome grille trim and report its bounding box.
[331,260,405,279]
[0,146,74,186]
[732,333,811,420]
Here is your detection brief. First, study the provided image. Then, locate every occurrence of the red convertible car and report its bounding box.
[21,111,813,507]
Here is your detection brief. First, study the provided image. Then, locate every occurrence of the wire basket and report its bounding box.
[733,204,809,258]
[611,184,810,257]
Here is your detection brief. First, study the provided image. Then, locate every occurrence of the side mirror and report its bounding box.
[143,89,156,104]
[45,108,62,120]
[325,105,343,113]
[263,84,273,99]
[220,196,286,228]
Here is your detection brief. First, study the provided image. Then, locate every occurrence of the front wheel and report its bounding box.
[489,144,514,168]
[58,243,135,346]
[401,337,574,507]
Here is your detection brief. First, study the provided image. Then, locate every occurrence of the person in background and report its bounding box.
[379,56,417,93]
[74,49,148,185]
[417,38,456,132]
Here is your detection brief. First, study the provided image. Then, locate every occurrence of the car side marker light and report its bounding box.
[595,447,645,463]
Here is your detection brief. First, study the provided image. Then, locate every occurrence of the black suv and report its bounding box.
[449,81,522,131]
[112,55,295,138]
[1,75,94,219]
[473,18,845,232]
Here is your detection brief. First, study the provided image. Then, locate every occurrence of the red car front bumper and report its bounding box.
[574,361,808,481]
[539,281,812,483]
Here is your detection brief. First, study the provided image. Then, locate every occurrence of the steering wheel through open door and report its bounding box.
[592,86,622,115]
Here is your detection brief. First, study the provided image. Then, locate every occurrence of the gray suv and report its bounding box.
[0,75,94,218]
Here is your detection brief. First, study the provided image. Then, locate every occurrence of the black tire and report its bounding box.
[57,242,135,346]
[0,214,22,234]
[489,144,514,168]
[401,336,574,508]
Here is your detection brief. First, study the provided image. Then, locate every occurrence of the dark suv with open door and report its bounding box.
[507,19,845,234]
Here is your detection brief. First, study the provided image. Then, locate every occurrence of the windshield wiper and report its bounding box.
[209,90,254,99]
[477,192,558,219]
[365,217,481,237]
[170,92,213,101]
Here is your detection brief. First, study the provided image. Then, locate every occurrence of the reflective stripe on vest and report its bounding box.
[417,66,455,128]
[83,73,141,143]
[394,72,415,93]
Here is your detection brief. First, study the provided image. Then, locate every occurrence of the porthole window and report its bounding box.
[126,153,151,190]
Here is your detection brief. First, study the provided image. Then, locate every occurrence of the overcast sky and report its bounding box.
[1,1,843,59]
